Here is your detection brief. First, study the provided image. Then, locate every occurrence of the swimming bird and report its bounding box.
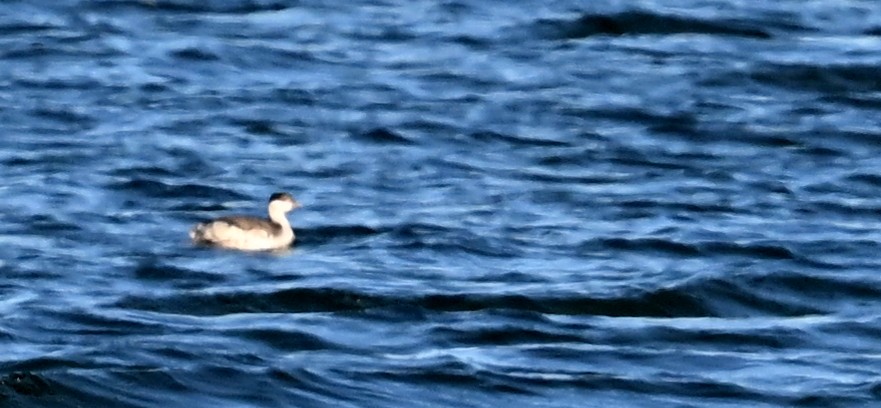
[190,192,300,251]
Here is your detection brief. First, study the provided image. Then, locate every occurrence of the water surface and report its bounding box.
[2,1,881,407]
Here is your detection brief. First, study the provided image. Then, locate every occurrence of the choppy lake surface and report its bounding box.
[3,1,881,407]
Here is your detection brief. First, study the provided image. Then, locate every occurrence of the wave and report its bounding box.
[169,47,220,62]
[95,0,288,14]
[351,127,415,145]
[533,11,775,40]
[226,328,339,351]
[295,225,381,246]
[751,62,881,94]
[467,130,570,147]
[584,236,806,262]
[430,326,585,346]
[133,260,226,289]
[1,371,52,397]
[0,357,92,373]
[348,360,779,403]
[390,223,522,258]
[108,178,247,201]
[297,222,521,257]
[114,267,869,318]
[845,172,881,188]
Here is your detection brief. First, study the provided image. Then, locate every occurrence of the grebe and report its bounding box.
[190,192,300,251]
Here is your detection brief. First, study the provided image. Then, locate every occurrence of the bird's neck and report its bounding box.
[268,209,290,227]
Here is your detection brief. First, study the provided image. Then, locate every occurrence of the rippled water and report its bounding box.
[3,0,881,407]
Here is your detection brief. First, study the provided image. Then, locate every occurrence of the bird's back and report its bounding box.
[190,216,292,251]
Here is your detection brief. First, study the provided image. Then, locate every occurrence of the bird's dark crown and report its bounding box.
[269,192,294,203]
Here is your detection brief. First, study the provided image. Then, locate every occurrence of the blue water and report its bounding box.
[3,1,881,407]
